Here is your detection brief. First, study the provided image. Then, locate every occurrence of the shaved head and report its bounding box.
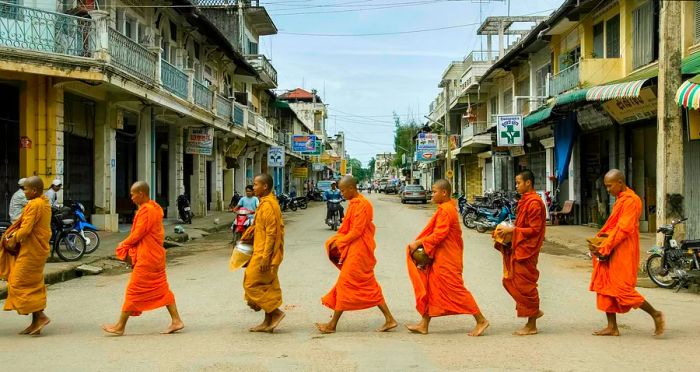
[339,176,357,190]
[433,179,452,195]
[254,173,274,197]
[603,169,627,197]
[338,176,359,200]
[24,176,44,191]
[604,169,626,184]
[255,174,274,190]
[131,181,150,195]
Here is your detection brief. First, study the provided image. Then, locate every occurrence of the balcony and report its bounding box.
[216,93,232,121]
[248,110,274,140]
[233,103,246,127]
[460,122,492,150]
[548,62,580,96]
[194,80,213,108]
[245,54,277,88]
[161,59,188,100]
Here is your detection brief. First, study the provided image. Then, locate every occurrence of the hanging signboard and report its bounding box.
[313,163,325,171]
[416,133,438,150]
[291,134,317,153]
[416,148,437,162]
[510,146,526,157]
[496,115,524,147]
[340,159,348,175]
[688,109,700,141]
[267,146,285,167]
[292,167,308,178]
[602,87,657,125]
[185,127,214,155]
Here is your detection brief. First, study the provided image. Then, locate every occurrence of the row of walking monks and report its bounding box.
[0,170,664,337]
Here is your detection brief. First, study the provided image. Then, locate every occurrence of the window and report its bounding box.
[606,15,620,58]
[248,41,259,55]
[503,88,513,114]
[516,78,530,114]
[490,96,498,117]
[559,46,580,70]
[138,24,148,44]
[125,18,134,40]
[161,39,169,61]
[593,22,604,58]
[535,64,551,98]
[169,21,177,42]
[632,1,658,69]
[0,0,21,20]
[695,1,700,43]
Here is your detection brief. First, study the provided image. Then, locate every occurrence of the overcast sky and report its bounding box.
[262,0,564,165]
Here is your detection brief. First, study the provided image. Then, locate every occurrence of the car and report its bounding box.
[401,185,428,204]
[385,184,398,194]
[378,182,388,193]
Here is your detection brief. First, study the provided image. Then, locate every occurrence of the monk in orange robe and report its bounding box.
[406,179,489,336]
[0,176,52,335]
[102,181,184,336]
[496,170,546,335]
[589,169,664,336]
[316,176,397,334]
[242,174,286,333]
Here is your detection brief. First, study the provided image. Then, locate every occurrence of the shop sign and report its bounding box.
[291,135,317,153]
[313,163,325,171]
[688,109,700,141]
[416,133,439,151]
[449,135,460,150]
[340,159,347,175]
[185,127,214,155]
[306,140,323,156]
[577,105,614,132]
[416,148,437,162]
[540,137,555,149]
[292,167,308,178]
[602,87,657,124]
[510,146,526,157]
[267,146,285,167]
[496,115,524,147]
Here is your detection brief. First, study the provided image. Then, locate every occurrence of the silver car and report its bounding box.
[401,185,428,204]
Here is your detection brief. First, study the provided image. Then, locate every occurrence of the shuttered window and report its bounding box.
[695,1,700,43]
[503,88,513,114]
[606,15,620,58]
[632,1,654,69]
[593,22,604,58]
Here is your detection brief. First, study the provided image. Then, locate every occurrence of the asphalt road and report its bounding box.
[1,193,699,371]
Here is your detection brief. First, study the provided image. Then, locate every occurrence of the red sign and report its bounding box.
[20,136,32,149]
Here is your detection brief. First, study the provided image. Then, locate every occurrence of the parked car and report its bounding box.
[384,183,399,195]
[401,185,428,204]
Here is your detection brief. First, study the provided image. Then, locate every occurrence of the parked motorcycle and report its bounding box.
[646,218,700,291]
[294,196,308,210]
[326,199,343,231]
[177,194,193,224]
[307,188,324,202]
[278,193,292,212]
[50,207,87,262]
[67,200,100,254]
[474,200,517,233]
[231,207,254,243]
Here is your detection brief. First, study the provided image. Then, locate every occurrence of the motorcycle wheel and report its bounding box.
[646,254,678,289]
[83,230,100,254]
[300,201,308,210]
[332,214,339,231]
[475,216,489,233]
[463,211,478,229]
[232,231,242,244]
[290,203,298,212]
[55,231,86,262]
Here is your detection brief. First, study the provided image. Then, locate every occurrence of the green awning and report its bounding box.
[275,100,290,109]
[555,89,589,105]
[523,104,553,128]
[682,52,700,75]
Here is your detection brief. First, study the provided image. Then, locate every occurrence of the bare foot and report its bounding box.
[376,320,398,332]
[513,325,538,336]
[28,316,51,336]
[19,324,34,335]
[469,320,490,337]
[161,320,185,334]
[592,327,620,336]
[653,312,665,336]
[102,324,125,336]
[405,323,428,335]
[249,322,269,332]
[315,322,336,334]
[536,310,544,319]
[264,310,286,333]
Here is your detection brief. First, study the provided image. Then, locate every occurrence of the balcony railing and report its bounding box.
[193,80,213,109]
[108,27,156,83]
[255,114,274,139]
[548,62,580,96]
[245,54,277,87]
[216,93,232,120]
[0,2,95,57]
[233,103,245,127]
[463,50,498,64]
[161,59,188,100]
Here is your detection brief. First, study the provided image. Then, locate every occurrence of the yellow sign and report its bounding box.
[340,159,347,174]
[688,109,700,141]
[446,170,454,179]
[602,87,657,124]
[320,153,333,164]
[292,167,308,178]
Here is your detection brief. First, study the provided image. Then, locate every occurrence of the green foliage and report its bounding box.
[392,113,421,167]
[348,158,371,182]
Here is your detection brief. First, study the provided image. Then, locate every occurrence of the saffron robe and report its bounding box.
[589,188,646,313]
[322,194,385,311]
[116,200,175,316]
[407,200,480,317]
[243,193,285,313]
[497,191,546,318]
[0,196,51,315]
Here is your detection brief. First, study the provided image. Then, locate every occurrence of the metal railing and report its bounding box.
[216,93,232,120]
[463,50,498,64]
[247,108,256,127]
[161,59,188,99]
[0,2,95,57]
[245,54,277,86]
[256,115,273,139]
[233,103,245,127]
[193,80,212,109]
[108,27,156,83]
[548,62,580,96]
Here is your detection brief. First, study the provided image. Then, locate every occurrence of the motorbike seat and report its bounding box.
[62,219,75,226]
[681,239,700,248]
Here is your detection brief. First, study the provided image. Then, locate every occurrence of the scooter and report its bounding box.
[67,200,100,254]
[474,201,516,233]
[326,199,343,231]
[177,194,193,224]
[231,208,254,243]
[646,218,700,291]
[277,193,291,212]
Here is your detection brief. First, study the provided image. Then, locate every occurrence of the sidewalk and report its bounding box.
[0,210,238,299]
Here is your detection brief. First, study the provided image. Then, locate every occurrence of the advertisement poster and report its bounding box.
[185,127,214,155]
[291,135,317,153]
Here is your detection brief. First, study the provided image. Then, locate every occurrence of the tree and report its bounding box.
[367,157,376,180]
[392,113,421,168]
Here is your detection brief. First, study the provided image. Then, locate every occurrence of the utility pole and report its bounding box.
[657,0,684,239]
[444,80,453,187]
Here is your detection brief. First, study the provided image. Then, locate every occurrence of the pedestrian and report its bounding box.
[102,181,184,336]
[588,169,664,336]
[45,179,62,208]
[8,178,28,222]
[406,179,489,336]
[240,173,286,333]
[494,170,546,335]
[315,176,397,334]
[0,176,52,335]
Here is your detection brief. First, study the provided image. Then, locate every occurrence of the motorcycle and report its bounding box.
[474,200,517,233]
[646,218,700,291]
[307,188,324,202]
[229,191,242,211]
[326,199,343,231]
[278,193,292,212]
[231,207,254,243]
[177,194,193,224]
[294,196,308,210]
[67,200,100,254]
[49,206,87,262]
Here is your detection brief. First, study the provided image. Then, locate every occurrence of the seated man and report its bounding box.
[324,182,345,224]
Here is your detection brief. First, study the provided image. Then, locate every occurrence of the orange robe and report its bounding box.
[116,200,175,316]
[243,193,284,313]
[497,191,546,318]
[322,194,384,311]
[0,196,51,315]
[589,188,645,313]
[407,200,480,317]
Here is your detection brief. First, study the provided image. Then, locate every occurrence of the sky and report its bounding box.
[261,0,565,165]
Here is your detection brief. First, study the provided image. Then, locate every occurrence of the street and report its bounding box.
[2,193,700,371]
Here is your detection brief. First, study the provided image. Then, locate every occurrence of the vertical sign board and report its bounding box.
[267,146,285,168]
[496,115,524,147]
[186,127,214,155]
[416,133,438,162]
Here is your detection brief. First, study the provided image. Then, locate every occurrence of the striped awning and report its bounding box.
[676,80,700,109]
[585,79,650,101]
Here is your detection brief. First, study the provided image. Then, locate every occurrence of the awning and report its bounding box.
[676,79,700,109]
[275,100,290,109]
[523,104,553,128]
[555,89,588,105]
[585,79,650,101]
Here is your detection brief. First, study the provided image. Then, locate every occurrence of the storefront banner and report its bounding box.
[313,163,325,171]
[292,167,308,178]
[291,135,317,153]
[416,133,439,151]
[555,112,578,184]
[267,146,285,167]
[185,127,214,155]
[496,115,524,147]
[602,87,657,125]
[340,159,347,175]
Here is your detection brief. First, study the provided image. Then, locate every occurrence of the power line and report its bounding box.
[279,22,481,37]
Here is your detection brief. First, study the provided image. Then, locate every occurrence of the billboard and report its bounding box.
[185,127,214,155]
[291,135,317,153]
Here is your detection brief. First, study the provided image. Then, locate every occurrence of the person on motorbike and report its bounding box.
[324,182,344,225]
[234,185,259,224]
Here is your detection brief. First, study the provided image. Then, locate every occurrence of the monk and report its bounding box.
[315,176,397,334]
[406,179,489,336]
[242,174,286,333]
[102,181,184,336]
[589,169,664,336]
[496,170,546,335]
[0,176,52,335]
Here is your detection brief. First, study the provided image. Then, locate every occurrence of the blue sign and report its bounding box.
[292,135,317,153]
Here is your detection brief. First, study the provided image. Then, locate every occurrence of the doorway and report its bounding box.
[0,83,20,221]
